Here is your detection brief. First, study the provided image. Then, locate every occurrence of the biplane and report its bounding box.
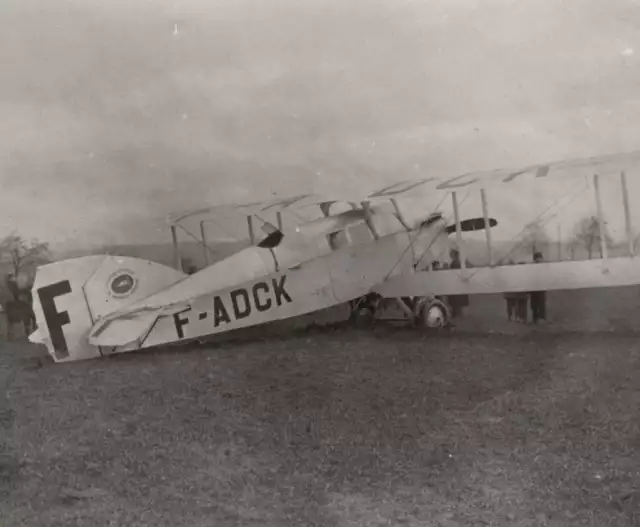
[29,150,640,363]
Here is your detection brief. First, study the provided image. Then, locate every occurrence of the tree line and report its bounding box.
[519,213,622,261]
[0,234,49,336]
[0,234,51,287]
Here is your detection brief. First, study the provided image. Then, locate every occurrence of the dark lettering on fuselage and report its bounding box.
[172,275,293,339]
[37,280,72,358]
[173,307,192,339]
[213,296,231,326]
[230,288,251,319]
[252,282,272,311]
[271,275,292,305]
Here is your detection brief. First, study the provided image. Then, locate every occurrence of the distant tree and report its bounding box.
[0,234,51,281]
[571,215,613,259]
[521,220,551,258]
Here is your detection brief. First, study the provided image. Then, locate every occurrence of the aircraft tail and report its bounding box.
[30,255,186,362]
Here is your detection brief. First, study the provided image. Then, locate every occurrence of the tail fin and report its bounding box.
[30,255,186,363]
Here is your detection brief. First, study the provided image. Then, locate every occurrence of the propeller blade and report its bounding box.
[446,217,498,234]
[257,230,284,249]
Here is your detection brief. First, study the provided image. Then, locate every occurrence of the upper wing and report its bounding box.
[166,194,346,227]
[167,149,640,227]
[364,149,640,199]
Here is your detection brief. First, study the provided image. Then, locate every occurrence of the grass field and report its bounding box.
[1,289,640,526]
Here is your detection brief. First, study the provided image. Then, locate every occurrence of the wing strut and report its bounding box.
[390,198,411,231]
[621,171,635,256]
[451,192,466,271]
[557,224,563,261]
[171,225,181,270]
[361,201,380,240]
[480,189,494,266]
[247,216,256,244]
[199,220,209,265]
[593,174,608,261]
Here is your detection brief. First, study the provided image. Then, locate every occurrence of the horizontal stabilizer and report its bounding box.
[88,314,158,348]
[88,304,188,348]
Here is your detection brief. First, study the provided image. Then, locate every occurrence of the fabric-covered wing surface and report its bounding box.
[166,149,640,227]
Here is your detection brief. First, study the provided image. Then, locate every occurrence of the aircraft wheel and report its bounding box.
[348,294,379,328]
[350,306,375,328]
[419,299,450,329]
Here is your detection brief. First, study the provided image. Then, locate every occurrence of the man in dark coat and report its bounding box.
[529,252,547,323]
[5,273,20,302]
[447,249,470,318]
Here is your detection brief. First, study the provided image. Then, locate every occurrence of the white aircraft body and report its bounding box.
[28,150,640,363]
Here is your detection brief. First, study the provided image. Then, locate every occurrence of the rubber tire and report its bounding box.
[351,307,376,328]
[419,299,450,329]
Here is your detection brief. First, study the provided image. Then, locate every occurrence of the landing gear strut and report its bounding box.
[348,294,451,329]
[348,293,380,328]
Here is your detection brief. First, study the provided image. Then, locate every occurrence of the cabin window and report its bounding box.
[327,230,349,250]
[346,222,374,244]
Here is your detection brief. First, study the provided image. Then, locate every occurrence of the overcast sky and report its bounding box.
[2,0,640,250]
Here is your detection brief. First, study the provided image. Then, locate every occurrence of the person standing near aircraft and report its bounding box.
[2,272,36,339]
[529,252,547,323]
[5,273,20,302]
[504,291,517,321]
[447,249,470,318]
[515,290,529,323]
[503,260,516,321]
[503,260,528,323]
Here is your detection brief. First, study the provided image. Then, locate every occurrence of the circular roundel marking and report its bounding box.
[107,270,138,298]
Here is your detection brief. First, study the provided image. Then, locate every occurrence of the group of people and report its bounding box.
[431,249,548,325]
[429,249,470,322]
[503,252,547,324]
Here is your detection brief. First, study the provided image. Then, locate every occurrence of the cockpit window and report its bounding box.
[346,221,374,244]
[327,230,349,250]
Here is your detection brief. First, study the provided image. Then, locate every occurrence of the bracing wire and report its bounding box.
[399,177,589,285]
[412,188,476,270]
[489,176,589,264]
[381,190,455,281]
[175,224,219,256]
[175,210,250,255]
[464,176,590,281]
